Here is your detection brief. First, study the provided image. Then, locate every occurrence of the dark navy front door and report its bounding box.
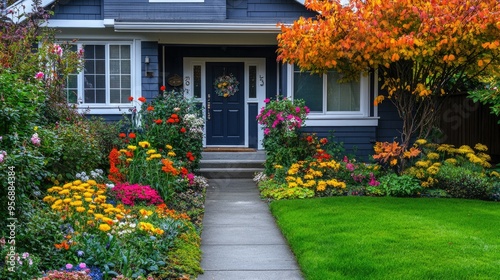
[206,62,245,145]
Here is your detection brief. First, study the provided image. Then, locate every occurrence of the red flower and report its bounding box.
[180,127,186,133]
[128,132,136,139]
[128,96,134,101]
[119,133,126,138]
[160,85,166,91]
[320,138,328,145]
[154,119,163,125]
[166,118,175,124]
[306,135,313,143]
[180,167,188,176]
[138,96,147,102]
[171,114,179,119]
[186,151,195,162]
[147,106,154,111]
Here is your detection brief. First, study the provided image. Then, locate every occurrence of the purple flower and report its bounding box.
[35,72,44,80]
[368,173,380,186]
[77,250,84,257]
[22,252,29,259]
[343,156,349,163]
[0,151,7,163]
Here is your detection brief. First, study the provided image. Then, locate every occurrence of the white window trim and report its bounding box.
[183,57,266,149]
[73,40,141,115]
[287,64,378,126]
[150,0,203,2]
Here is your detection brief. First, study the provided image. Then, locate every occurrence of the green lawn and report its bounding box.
[270,197,500,280]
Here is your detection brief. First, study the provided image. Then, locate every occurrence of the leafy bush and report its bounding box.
[257,97,310,174]
[434,164,490,200]
[378,173,422,197]
[258,179,315,201]
[138,89,204,171]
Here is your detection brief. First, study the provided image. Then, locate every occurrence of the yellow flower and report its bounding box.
[474,143,488,152]
[87,180,97,186]
[76,207,86,213]
[490,171,500,178]
[427,166,439,175]
[427,152,440,160]
[167,151,176,157]
[457,145,474,154]
[119,149,128,153]
[98,224,111,232]
[317,181,327,192]
[70,201,83,207]
[415,160,430,168]
[166,144,173,150]
[34,126,38,131]
[274,164,283,169]
[126,158,133,163]
[59,189,70,195]
[43,196,54,203]
[138,141,151,148]
[127,145,137,151]
[139,209,153,217]
[73,180,82,186]
[154,228,164,235]
[63,183,73,189]
[390,158,398,166]
[437,144,454,152]
[415,139,427,146]
[63,198,72,204]
[444,158,457,165]
[94,214,104,220]
[288,182,298,188]
[146,149,157,154]
[150,153,162,159]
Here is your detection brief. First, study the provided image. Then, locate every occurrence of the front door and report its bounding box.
[206,62,245,145]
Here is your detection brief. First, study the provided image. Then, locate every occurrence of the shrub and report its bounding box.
[434,164,490,200]
[138,89,204,171]
[378,173,422,197]
[257,97,310,174]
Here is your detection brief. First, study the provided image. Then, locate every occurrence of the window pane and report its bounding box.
[193,65,201,98]
[122,75,131,88]
[327,72,360,111]
[121,60,130,73]
[96,75,105,88]
[121,45,130,59]
[110,60,120,74]
[110,89,120,103]
[96,90,106,103]
[95,60,105,74]
[110,75,120,88]
[110,45,120,59]
[294,71,323,112]
[249,66,256,98]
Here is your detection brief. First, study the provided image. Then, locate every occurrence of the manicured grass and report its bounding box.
[270,197,500,280]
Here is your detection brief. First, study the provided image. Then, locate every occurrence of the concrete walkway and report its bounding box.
[196,178,304,280]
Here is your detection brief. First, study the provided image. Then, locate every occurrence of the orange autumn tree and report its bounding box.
[277,0,500,149]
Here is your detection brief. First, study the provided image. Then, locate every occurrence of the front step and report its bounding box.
[198,151,266,179]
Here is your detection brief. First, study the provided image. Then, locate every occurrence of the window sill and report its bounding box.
[77,106,135,115]
[306,116,379,127]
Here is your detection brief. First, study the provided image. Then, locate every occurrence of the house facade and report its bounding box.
[12,0,403,159]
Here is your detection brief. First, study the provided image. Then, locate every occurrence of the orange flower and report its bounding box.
[147,106,154,111]
[128,132,136,139]
[161,159,179,175]
[154,119,163,125]
[128,96,134,101]
[171,114,179,119]
[119,133,126,138]
[138,96,147,102]
[54,241,70,250]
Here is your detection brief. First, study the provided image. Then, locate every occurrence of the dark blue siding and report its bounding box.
[376,100,403,143]
[105,0,225,21]
[51,0,103,20]
[228,0,317,21]
[300,126,377,161]
[141,42,160,100]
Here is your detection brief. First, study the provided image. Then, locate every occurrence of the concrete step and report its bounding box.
[199,151,266,179]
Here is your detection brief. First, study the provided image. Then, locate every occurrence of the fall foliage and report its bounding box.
[277,0,500,148]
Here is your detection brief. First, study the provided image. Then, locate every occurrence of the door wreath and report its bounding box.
[214,73,239,98]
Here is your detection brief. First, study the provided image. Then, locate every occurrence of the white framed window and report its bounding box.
[288,64,376,126]
[65,41,136,112]
[149,0,203,2]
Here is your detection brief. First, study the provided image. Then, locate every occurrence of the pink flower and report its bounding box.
[22,252,29,259]
[295,107,301,113]
[264,128,271,135]
[368,173,380,186]
[343,156,349,163]
[52,44,63,56]
[304,106,310,114]
[65,263,73,270]
[31,133,41,146]
[0,151,6,163]
[78,263,86,269]
[35,72,44,80]
[346,163,355,172]
[264,98,270,103]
